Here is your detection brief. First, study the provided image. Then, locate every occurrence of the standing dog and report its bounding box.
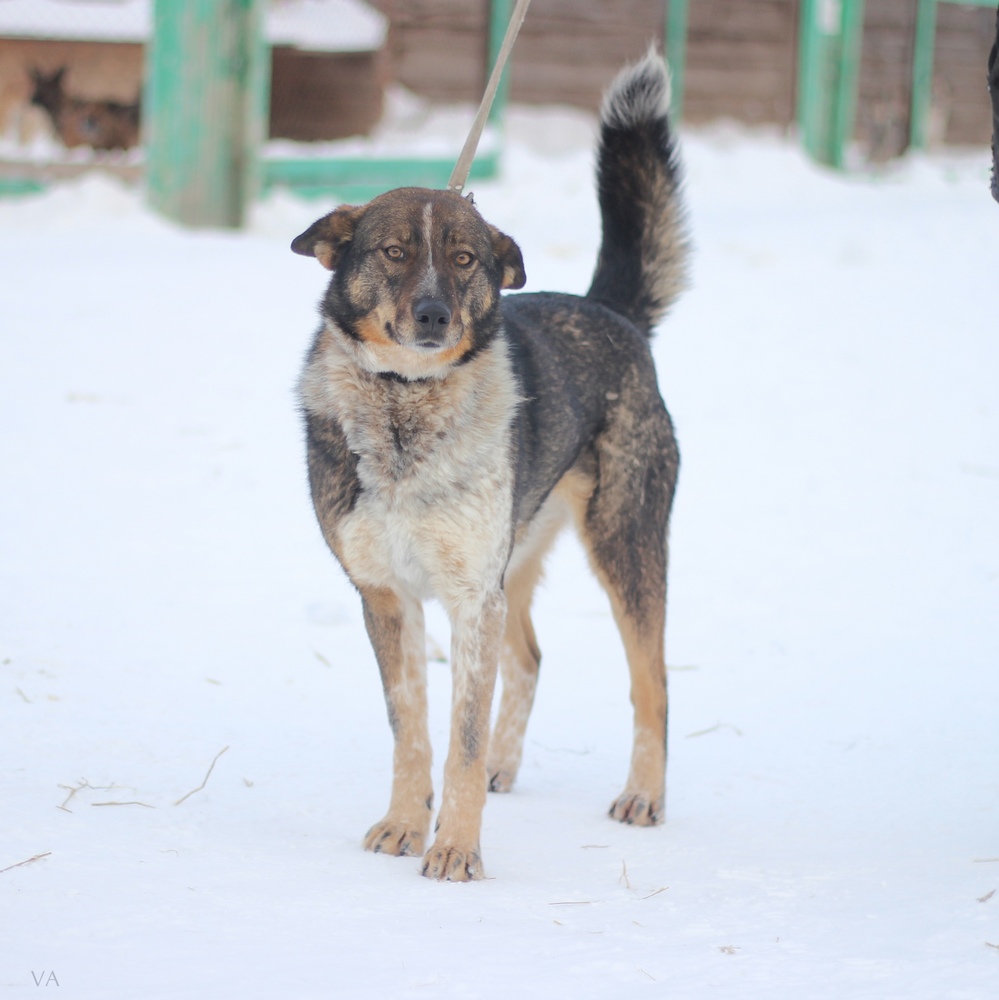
[292,51,688,880]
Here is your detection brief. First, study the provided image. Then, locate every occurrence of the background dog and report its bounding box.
[29,67,140,151]
[292,50,689,881]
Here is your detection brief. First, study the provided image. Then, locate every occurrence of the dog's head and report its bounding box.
[292,187,525,379]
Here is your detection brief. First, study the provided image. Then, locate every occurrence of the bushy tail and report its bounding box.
[586,50,690,333]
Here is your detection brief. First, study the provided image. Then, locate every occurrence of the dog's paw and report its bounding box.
[363,819,427,857]
[487,768,516,793]
[608,793,664,826]
[420,841,485,881]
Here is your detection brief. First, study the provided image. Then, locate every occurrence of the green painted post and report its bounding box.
[144,0,266,228]
[665,0,689,120]
[797,0,865,168]
[910,0,938,148]
[833,0,865,167]
[487,0,513,126]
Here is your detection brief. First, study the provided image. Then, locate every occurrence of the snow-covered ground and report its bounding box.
[1,105,997,998]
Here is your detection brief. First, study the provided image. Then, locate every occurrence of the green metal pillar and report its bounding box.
[797,0,865,168]
[910,0,938,148]
[665,0,689,121]
[487,0,513,125]
[144,0,268,228]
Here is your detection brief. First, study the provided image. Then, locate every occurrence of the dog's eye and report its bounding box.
[384,246,405,260]
[454,252,474,267]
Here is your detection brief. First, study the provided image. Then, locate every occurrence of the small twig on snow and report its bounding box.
[619,859,631,889]
[641,886,669,900]
[174,746,229,806]
[57,779,117,812]
[1,851,52,874]
[92,801,155,809]
[686,722,743,739]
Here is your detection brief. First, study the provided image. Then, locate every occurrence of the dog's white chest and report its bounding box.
[299,333,521,600]
[340,425,514,599]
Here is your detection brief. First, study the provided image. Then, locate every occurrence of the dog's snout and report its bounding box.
[413,298,451,337]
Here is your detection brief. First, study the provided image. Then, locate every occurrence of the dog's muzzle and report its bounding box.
[412,298,452,348]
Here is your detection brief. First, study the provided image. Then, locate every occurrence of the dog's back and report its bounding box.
[502,50,689,530]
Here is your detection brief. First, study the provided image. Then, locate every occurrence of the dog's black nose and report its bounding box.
[413,298,451,337]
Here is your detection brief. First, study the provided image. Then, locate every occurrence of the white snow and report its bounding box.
[1,109,997,998]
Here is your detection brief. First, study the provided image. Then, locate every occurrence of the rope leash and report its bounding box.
[447,0,533,194]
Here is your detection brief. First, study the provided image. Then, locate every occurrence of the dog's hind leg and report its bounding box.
[486,578,541,794]
[573,389,679,827]
[360,586,434,857]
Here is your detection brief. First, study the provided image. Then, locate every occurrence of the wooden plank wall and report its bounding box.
[933,2,995,146]
[373,0,995,150]
[268,48,383,141]
[855,0,917,161]
[858,0,993,160]
[685,0,799,125]
[371,0,800,125]
[370,0,664,109]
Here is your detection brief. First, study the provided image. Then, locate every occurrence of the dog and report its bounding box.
[291,51,689,881]
[29,67,140,151]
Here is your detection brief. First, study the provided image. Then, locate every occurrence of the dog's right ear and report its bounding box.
[291,205,362,271]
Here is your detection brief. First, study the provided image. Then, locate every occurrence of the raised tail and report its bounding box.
[586,50,690,334]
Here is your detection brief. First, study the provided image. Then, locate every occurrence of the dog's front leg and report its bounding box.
[360,586,434,858]
[422,589,506,881]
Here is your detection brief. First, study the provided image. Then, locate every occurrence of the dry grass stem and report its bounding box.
[313,650,331,667]
[638,968,656,981]
[548,900,593,906]
[57,779,117,812]
[1,851,52,874]
[174,746,229,806]
[641,886,669,900]
[15,687,31,703]
[619,860,631,889]
[977,889,996,903]
[686,722,743,739]
[92,801,155,809]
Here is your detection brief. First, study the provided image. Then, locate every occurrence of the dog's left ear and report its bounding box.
[291,205,362,271]
[489,225,526,290]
